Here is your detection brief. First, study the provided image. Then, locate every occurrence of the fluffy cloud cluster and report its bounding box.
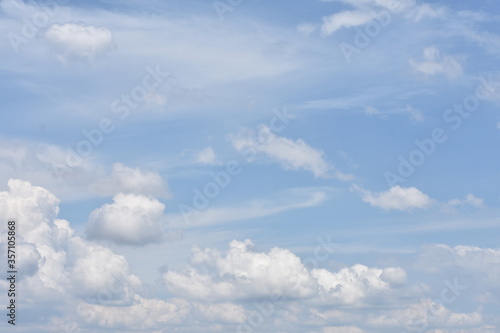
[230,125,352,180]
[163,239,405,305]
[45,23,114,61]
[0,180,495,332]
[0,179,142,305]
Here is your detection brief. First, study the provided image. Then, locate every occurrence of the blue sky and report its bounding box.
[1,0,500,332]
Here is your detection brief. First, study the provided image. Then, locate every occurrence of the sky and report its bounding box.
[0,0,500,332]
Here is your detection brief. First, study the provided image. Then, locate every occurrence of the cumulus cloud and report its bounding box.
[86,193,166,246]
[195,146,221,165]
[351,185,434,211]
[0,179,142,306]
[409,46,463,78]
[0,179,494,332]
[164,239,317,300]
[313,264,406,304]
[45,23,114,61]
[163,239,406,306]
[230,125,352,180]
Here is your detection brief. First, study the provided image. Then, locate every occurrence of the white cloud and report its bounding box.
[45,23,114,61]
[313,264,406,304]
[195,146,221,165]
[163,239,406,306]
[321,10,373,35]
[230,125,352,180]
[445,193,484,210]
[91,163,170,198]
[409,46,463,79]
[86,193,166,246]
[0,179,142,306]
[320,0,417,35]
[0,180,494,331]
[164,239,317,300]
[352,185,434,211]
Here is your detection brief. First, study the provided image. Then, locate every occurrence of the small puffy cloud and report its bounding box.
[444,193,484,211]
[409,46,463,78]
[86,193,166,246]
[230,125,352,180]
[352,185,434,211]
[92,163,170,198]
[195,146,221,165]
[45,23,114,61]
